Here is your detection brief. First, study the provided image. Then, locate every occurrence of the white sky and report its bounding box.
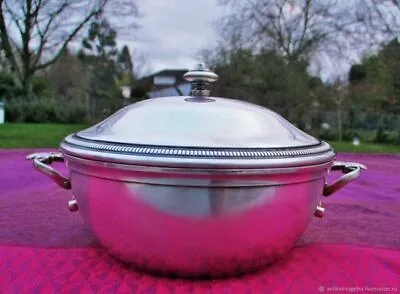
[122,0,226,75]
[119,0,363,81]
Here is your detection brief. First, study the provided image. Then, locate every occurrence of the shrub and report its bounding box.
[317,129,337,141]
[31,77,52,97]
[386,130,400,145]
[0,72,52,99]
[374,126,389,143]
[316,128,362,142]
[342,129,361,141]
[5,96,90,124]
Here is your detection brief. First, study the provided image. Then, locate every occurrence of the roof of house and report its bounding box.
[139,68,188,83]
[137,68,190,93]
[150,69,189,77]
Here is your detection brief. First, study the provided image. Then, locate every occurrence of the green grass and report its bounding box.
[328,141,400,154]
[0,123,89,148]
[0,123,399,153]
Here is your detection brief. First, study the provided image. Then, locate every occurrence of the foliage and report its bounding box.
[117,45,134,80]
[0,71,52,99]
[1,14,140,124]
[81,19,119,59]
[349,64,367,84]
[31,77,52,97]
[44,49,89,99]
[317,128,361,142]
[208,48,315,125]
[374,126,389,143]
[328,141,400,154]
[5,97,89,124]
[373,126,400,144]
[130,82,152,100]
[0,0,138,95]
[78,18,135,119]
[0,71,19,98]
[348,39,400,115]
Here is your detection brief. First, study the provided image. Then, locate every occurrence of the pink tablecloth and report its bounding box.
[1,150,399,293]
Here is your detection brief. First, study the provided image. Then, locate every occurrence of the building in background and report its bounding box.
[130,69,191,101]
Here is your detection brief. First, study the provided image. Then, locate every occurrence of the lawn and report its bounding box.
[329,141,399,154]
[0,123,399,153]
[0,123,89,148]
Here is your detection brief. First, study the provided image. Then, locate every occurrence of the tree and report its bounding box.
[217,0,366,64]
[78,18,122,118]
[117,45,133,79]
[349,64,367,84]
[205,47,315,127]
[45,48,88,100]
[81,18,118,59]
[0,0,138,95]
[349,38,400,114]
[347,38,400,136]
[359,0,400,42]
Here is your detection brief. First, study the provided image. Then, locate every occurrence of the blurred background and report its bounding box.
[0,0,399,152]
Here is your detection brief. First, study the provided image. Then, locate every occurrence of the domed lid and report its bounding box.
[61,64,334,168]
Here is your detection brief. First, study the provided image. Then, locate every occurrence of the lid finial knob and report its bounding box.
[183,63,219,97]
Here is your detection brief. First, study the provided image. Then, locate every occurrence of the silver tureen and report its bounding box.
[27,64,366,278]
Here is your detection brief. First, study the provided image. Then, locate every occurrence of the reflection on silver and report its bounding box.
[314,202,325,218]
[68,198,79,212]
[128,184,276,217]
[71,96,322,150]
[26,63,367,278]
[324,162,367,196]
[68,167,325,278]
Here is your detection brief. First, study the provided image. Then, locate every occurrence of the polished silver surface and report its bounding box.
[25,63,367,278]
[323,161,367,196]
[314,202,325,218]
[62,153,333,187]
[183,63,219,97]
[74,96,320,149]
[64,63,333,168]
[61,135,335,169]
[183,63,219,83]
[63,134,331,159]
[62,94,336,168]
[66,155,327,278]
[27,150,366,278]
[68,198,79,212]
[27,152,71,189]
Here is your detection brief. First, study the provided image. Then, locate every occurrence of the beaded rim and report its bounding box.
[62,134,333,160]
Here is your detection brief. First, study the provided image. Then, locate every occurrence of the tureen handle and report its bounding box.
[323,161,367,197]
[26,152,71,189]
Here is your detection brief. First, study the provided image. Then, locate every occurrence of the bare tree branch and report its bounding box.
[0,0,22,80]
[3,1,24,37]
[34,2,108,70]
[0,0,139,94]
[216,0,399,81]
[32,2,69,67]
[132,50,152,78]
[363,0,400,38]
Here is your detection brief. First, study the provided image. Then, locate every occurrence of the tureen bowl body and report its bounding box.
[63,153,330,278]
